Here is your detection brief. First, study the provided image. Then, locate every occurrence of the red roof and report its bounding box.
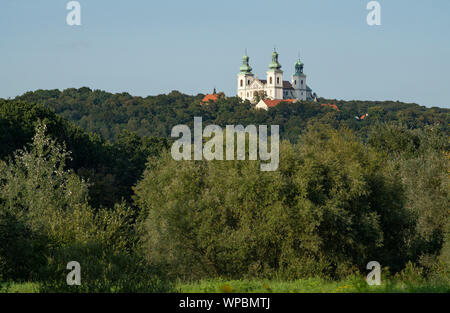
[320,103,340,111]
[261,98,297,107]
[202,93,220,103]
[283,81,293,89]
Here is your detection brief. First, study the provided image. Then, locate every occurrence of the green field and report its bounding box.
[2,277,449,293]
[177,277,449,293]
[0,282,40,293]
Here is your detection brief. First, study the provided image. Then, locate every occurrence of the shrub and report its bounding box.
[0,122,172,291]
[134,126,417,280]
[40,242,173,293]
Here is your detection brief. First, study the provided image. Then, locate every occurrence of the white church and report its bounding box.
[237,49,316,106]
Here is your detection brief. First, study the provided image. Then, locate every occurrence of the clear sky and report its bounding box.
[1,0,449,108]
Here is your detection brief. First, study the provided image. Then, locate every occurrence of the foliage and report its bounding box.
[0,122,92,280]
[134,126,434,280]
[40,241,172,293]
[176,276,449,293]
[1,89,448,291]
[0,122,171,291]
[12,88,448,143]
[0,100,168,207]
[368,123,449,269]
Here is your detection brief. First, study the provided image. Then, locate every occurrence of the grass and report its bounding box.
[1,277,448,293]
[175,277,449,293]
[0,282,40,293]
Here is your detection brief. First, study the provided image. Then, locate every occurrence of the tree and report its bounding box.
[253,90,267,103]
[134,126,417,280]
[368,123,450,269]
[0,121,93,279]
[0,122,172,291]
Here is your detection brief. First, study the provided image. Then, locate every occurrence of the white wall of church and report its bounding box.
[237,74,255,101]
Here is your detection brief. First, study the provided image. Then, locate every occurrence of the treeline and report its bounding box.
[135,124,449,280]
[0,100,169,208]
[0,92,449,291]
[15,87,449,142]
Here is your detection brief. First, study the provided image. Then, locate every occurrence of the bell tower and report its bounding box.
[266,49,283,100]
[237,50,254,101]
[292,56,307,101]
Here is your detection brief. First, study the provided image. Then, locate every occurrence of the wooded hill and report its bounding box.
[0,88,448,290]
[13,87,449,142]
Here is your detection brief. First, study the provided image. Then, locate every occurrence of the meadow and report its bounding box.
[2,276,449,293]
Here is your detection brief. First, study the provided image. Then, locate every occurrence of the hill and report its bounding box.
[13,87,449,142]
[0,89,448,290]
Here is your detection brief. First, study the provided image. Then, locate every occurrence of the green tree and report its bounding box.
[0,122,171,291]
[134,126,417,280]
[368,123,450,271]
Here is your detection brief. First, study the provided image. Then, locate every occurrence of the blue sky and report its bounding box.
[1,0,449,108]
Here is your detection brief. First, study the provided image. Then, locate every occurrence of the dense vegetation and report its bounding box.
[15,87,448,142]
[0,88,448,292]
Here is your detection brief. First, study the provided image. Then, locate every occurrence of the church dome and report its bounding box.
[239,52,253,74]
[268,49,282,71]
[294,58,305,76]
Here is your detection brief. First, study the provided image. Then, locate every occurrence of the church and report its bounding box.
[237,49,316,103]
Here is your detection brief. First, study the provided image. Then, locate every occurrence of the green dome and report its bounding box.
[294,58,305,76]
[268,49,282,71]
[239,52,253,74]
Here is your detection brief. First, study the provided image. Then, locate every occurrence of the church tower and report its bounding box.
[292,57,307,101]
[237,51,254,101]
[236,48,315,103]
[266,49,283,100]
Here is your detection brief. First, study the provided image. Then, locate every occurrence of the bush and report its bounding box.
[0,122,171,291]
[0,122,92,279]
[134,126,417,280]
[0,211,46,281]
[40,242,173,293]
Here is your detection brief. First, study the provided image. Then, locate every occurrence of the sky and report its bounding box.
[1,0,449,108]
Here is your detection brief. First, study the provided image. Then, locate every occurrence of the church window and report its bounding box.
[269,77,273,84]
[240,80,243,87]
[247,79,250,85]
[277,77,280,84]
[301,80,303,85]
[294,80,297,85]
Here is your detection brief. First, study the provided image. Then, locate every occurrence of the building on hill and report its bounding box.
[255,98,297,111]
[237,49,316,103]
[202,88,224,103]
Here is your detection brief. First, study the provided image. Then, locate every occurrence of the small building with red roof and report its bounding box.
[202,93,220,103]
[202,88,223,103]
[255,98,297,110]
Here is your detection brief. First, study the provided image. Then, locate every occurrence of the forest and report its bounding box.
[0,88,449,292]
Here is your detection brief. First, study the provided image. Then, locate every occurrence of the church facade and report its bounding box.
[237,50,315,103]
